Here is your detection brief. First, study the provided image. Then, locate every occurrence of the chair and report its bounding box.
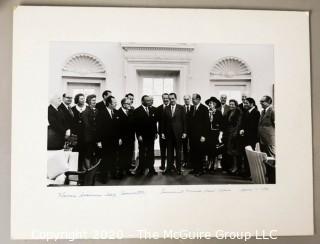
[245,146,267,184]
[64,158,101,186]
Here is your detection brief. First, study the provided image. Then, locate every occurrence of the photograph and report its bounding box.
[11,6,313,239]
[47,42,276,186]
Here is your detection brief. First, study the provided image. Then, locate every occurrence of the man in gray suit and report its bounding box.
[258,95,275,157]
[161,93,187,175]
[219,94,230,117]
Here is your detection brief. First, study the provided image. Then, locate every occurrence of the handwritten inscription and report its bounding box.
[56,186,269,199]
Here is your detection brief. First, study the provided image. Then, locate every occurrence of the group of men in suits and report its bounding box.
[48,89,275,181]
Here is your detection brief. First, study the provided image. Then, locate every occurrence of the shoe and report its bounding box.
[159,165,165,171]
[126,171,135,176]
[135,169,145,176]
[176,170,182,175]
[195,171,204,177]
[147,171,157,177]
[164,168,175,175]
[100,178,108,184]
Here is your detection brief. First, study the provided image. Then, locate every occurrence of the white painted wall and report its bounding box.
[49,42,274,109]
[190,43,274,106]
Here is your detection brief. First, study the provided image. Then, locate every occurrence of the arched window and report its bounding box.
[210,56,251,103]
[62,53,106,99]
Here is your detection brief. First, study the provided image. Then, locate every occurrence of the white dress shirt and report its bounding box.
[107,107,113,118]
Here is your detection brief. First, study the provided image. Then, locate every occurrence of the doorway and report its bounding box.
[63,77,102,105]
[211,80,250,103]
[137,70,180,155]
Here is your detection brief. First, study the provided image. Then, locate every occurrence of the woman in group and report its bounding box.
[82,94,99,169]
[205,96,224,173]
[222,99,243,174]
[72,93,88,170]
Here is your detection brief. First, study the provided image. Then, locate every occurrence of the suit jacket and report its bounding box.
[133,105,157,141]
[156,104,168,134]
[117,108,135,142]
[219,104,230,117]
[58,103,75,132]
[96,100,107,112]
[209,109,223,131]
[82,107,99,143]
[96,108,120,144]
[188,103,210,140]
[47,105,67,150]
[162,104,187,139]
[71,106,88,142]
[239,103,245,111]
[184,104,193,132]
[240,108,260,145]
[258,106,275,145]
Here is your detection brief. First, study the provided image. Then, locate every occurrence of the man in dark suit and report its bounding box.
[125,93,135,110]
[240,97,260,150]
[97,95,121,182]
[239,97,260,176]
[133,95,158,176]
[155,93,170,171]
[161,93,187,175]
[117,97,135,177]
[188,93,210,176]
[182,95,193,168]
[48,95,68,150]
[125,93,136,168]
[238,94,247,112]
[219,94,231,173]
[96,90,112,112]
[58,93,75,133]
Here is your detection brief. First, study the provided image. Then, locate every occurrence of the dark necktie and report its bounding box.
[193,106,197,116]
[171,106,175,117]
[110,110,114,119]
[186,105,190,113]
[68,106,74,117]
[145,107,149,116]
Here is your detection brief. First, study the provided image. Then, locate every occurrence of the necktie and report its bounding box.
[145,107,149,116]
[193,106,197,116]
[261,109,266,118]
[186,105,190,113]
[68,106,74,117]
[110,110,114,119]
[171,106,175,117]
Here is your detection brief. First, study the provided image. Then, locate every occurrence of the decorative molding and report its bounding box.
[121,43,194,62]
[62,53,106,78]
[210,56,251,80]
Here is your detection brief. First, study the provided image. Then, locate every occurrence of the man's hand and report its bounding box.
[200,136,206,143]
[65,129,71,137]
[161,133,166,140]
[182,133,187,139]
[240,130,245,136]
[138,136,143,142]
[119,139,123,146]
[218,132,223,143]
[97,142,102,148]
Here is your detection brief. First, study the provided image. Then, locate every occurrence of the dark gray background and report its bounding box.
[0,0,319,243]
